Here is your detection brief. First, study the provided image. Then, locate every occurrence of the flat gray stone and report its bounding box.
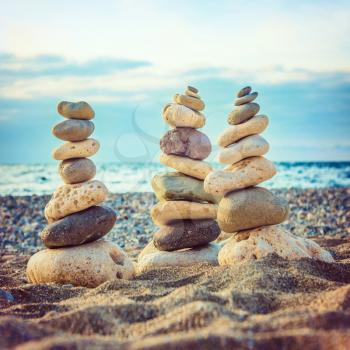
[59,158,96,184]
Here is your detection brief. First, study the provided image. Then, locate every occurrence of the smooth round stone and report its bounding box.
[151,201,217,226]
[217,187,289,232]
[137,240,220,273]
[228,103,260,125]
[218,226,334,265]
[57,101,95,120]
[160,128,211,160]
[27,240,135,287]
[204,156,276,196]
[52,119,95,141]
[187,86,198,93]
[151,172,220,203]
[235,92,258,106]
[217,115,269,147]
[185,89,200,99]
[154,219,220,251]
[160,153,212,180]
[218,134,269,164]
[237,86,251,98]
[52,139,99,160]
[41,206,116,248]
[45,180,108,223]
[163,103,205,129]
[59,158,96,184]
[173,94,205,111]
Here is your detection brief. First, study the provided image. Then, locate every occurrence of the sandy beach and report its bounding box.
[0,188,349,349]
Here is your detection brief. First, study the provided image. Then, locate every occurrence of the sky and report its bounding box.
[0,0,350,163]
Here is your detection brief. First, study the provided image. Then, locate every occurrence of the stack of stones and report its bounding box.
[204,87,334,264]
[138,87,221,272]
[27,101,134,287]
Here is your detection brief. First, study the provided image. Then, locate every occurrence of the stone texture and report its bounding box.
[237,86,251,98]
[173,94,205,111]
[187,86,198,93]
[57,101,95,120]
[44,180,108,223]
[154,219,220,251]
[217,115,269,147]
[52,139,99,160]
[151,201,217,226]
[163,103,205,128]
[160,153,212,180]
[217,187,289,232]
[151,172,220,203]
[59,158,96,184]
[235,92,258,106]
[204,156,276,196]
[160,128,211,160]
[185,89,200,99]
[40,206,116,248]
[228,103,260,125]
[218,226,335,265]
[137,241,220,273]
[217,135,269,164]
[26,239,135,287]
[52,119,95,141]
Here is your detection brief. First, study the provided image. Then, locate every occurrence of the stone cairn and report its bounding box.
[27,101,134,287]
[204,86,334,264]
[138,86,221,273]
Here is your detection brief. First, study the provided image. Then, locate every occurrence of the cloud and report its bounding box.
[0,52,151,78]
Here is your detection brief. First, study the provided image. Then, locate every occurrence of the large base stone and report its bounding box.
[218,226,335,265]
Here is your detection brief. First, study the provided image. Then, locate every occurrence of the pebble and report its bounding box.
[235,92,258,106]
[217,187,289,232]
[237,86,252,98]
[52,119,95,142]
[59,158,96,184]
[163,103,206,129]
[44,180,108,223]
[187,86,198,93]
[52,139,100,161]
[217,134,269,164]
[0,289,14,303]
[173,94,205,111]
[218,226,335,265]
[137,241,220,273]
[57,101,95,120]
[217,115,269,147]
[40,206,116,248]
[160,153,212,180]
[227,103,260,125]
[26,239,135,287]
[150,200,217,226]
[151,172,220,203]
[185,90,200,99]
[204,156,276,196]
[160,128,211,160]
[154,219,220,251]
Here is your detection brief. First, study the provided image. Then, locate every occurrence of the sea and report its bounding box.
[0,162,349,196]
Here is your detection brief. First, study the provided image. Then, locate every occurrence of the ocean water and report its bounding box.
[0,162,349,196]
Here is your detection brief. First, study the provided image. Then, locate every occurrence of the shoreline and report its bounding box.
[1,188,349,254]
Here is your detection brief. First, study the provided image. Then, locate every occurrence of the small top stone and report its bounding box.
[187,86,198,93]
[57,101,95,120]
[237,86,251,98]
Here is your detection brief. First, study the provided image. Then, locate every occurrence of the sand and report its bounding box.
[1,236,350,349]
[0,188,350,349]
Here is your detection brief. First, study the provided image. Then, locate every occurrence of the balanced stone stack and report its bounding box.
[205,86,334,264]
[27,101,134,287]
[138,87,221,272]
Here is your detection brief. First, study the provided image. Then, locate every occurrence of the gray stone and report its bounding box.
[160,128,211,160]
[57,101,95,120]
[52,119,95,141]
[154,219,220,251]
[41,206,116,248]
[237,86,251,98]
[152,172,220,203]
[228,103,260,125]
[217,187,289,232]
[59,158,96,184]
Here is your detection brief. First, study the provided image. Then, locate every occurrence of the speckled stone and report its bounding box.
[57,101,95,120]
[59,158,96,184]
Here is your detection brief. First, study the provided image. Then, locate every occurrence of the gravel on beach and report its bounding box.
[0,188,349,254]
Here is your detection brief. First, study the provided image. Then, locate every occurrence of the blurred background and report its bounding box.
[0,0,349,193]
